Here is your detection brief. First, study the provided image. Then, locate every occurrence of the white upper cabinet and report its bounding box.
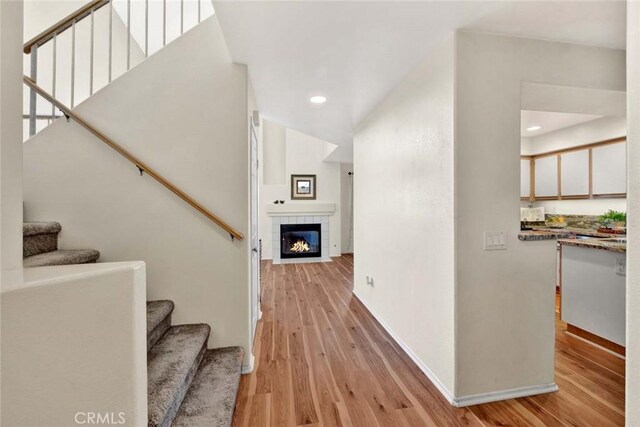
[561,150,590,196]
[521,159,531,198]
[593,142,626,195]
[534,155,558,198]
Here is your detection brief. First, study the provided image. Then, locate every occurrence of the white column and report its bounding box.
[626,1,640,424]
[0,0,24,284]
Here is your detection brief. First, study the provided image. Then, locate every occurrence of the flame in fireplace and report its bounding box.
[290,240,311,253]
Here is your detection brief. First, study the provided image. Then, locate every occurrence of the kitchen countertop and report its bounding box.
[558,237,627,253]
[518,227,623,241]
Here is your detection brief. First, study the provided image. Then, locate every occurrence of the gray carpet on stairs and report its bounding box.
[23,249,100,267]
[172,347,244,427]
[147,324,210,427]
[147,301,174,350]
[23,222,61,257]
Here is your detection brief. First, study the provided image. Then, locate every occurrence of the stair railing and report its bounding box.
[24,0,212,137]
[23,76,244,241]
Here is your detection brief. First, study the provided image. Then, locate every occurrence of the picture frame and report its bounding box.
[291,174,317,200]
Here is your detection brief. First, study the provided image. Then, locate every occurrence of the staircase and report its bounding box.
[22,3,247,425]
[23,223,244,425]
[146,301,243,427]
[23,221,100,267]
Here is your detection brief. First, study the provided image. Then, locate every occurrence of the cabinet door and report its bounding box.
[534,155,558,198]
[592,142,626,195]
[521,159,531,198]
[561,150,589,196]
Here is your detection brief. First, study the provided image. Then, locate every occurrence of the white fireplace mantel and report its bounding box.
[266,202,336,216]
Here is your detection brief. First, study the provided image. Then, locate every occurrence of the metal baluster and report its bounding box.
[29,45,38,137]
[163,0,167,46]
[145,0,149,57]
[127,0,131,70]
[71,20,76,108]
[90,8,94,95]
[108,0,113,82]
[180,0,184,34]
[52,33,57,119]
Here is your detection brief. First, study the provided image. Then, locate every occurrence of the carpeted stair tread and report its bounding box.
[24,249,100,267]
[23,221,62,236]
[148,324,210,427]
[147,300,174,350]
[23,222,62,257]
[172,347,244,427]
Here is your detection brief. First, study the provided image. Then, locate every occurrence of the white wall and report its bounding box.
[521,115,626,155]
[1,0,24,279]
[455,31,625,398]
[259,124,341,259]
[626,1,640,424]
[353,36,456,397]
[2,262,147,426]
[23,17,252,363]
[262,119,286,185]
[340,163,353,253]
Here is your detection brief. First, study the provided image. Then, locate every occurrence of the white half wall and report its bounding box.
[259,125,341,260]
[1,0,24,279]
[22,17,252,359]
[455,31,625,398]
[1,262,147,427]
[626,1,640,424]
[353,35,456,397]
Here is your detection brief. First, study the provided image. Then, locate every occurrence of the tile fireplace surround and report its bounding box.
[266,203,335,264]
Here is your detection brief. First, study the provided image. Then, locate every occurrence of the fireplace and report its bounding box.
[280,223,322,259]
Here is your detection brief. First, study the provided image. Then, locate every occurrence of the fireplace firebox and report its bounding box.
[280,223,322,259]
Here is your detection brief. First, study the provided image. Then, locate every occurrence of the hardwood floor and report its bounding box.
[233,255,625,426]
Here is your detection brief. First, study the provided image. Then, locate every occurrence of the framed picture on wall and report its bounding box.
[291,174,317,200]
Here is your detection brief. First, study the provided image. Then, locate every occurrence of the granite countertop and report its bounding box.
[518,230,575,241]
[558,237,627,253]
[518,227,623,241]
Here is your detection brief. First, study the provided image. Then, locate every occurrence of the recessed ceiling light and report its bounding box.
[526,125,541,132]
[310,95,327,104]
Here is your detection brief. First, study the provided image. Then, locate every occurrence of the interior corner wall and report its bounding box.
[340,163,354,254]
[455,31,625,398]
[353,35,456,397]
[259,127,342,260]
[22,16,251,359]
[1,0,24,279]
[626,1,640,423]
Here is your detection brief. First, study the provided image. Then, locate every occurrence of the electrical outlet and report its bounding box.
[615,258,626,276]
[484,231,507,251]
[366,276,374,287]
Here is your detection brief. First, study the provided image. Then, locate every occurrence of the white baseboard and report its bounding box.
[352,290,456,405]
[241,353,255,374]
[353,290,558,408]
[452,383,558,407]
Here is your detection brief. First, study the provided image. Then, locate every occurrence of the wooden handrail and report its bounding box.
[24,0,110,54]
[23,76,244,241]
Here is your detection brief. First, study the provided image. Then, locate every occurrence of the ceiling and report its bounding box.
[213,1,626,152]
[520,110,605,137]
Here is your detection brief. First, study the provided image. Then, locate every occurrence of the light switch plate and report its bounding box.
[484,231,507,251]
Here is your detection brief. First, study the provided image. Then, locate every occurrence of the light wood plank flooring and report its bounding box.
[233,255,625,426]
